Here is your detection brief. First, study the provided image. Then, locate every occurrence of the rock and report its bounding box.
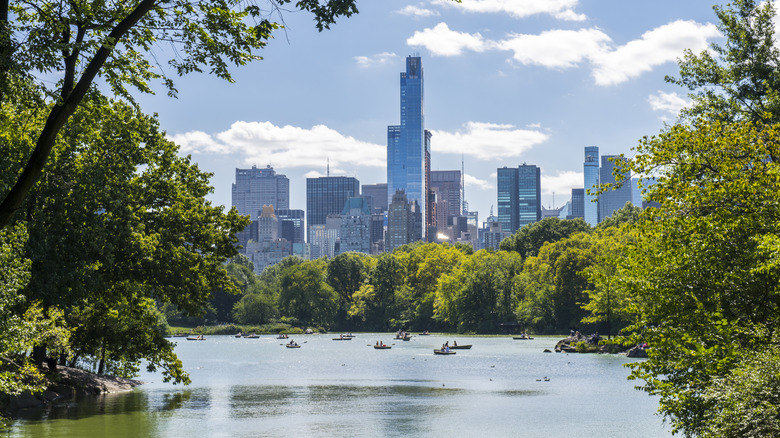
[626,346,649,358]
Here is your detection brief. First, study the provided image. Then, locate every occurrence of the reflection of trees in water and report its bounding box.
[159,391,192,412]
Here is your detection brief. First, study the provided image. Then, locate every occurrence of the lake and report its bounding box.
[8,334,668,437]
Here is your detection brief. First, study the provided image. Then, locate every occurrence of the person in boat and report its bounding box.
[444,345,450,353]
[453,340,457,347]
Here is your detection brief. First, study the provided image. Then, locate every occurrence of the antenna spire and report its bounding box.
[327,158,330,177]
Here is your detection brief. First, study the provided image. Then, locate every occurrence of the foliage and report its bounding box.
[515,232,596,333]
[3,93,247,383]
[278,260,337,328]
[0,0,360,227]
[0,224,70,398]
[595,202,643,230]
[699,346,780,437]
[435,250,522,333]
[616,117,780,435]
[499,217,591,258]
[668,0,780,123]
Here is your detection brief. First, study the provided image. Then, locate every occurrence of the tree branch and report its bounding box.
[0,0,159,228]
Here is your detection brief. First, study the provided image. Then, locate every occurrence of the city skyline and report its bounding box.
[151,1,724,223]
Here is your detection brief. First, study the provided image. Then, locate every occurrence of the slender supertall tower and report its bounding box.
[387,55,426,241]
[583,146,600,226]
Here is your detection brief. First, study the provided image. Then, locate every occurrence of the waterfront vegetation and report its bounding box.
[3,0,780,436]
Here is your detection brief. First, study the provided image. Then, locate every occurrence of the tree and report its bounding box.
[7,94,248,382]
[0,224,70,400]
[278,261,337,328]
[499,217,591,257]
[0,0,360,227]
[616,117,780,435]
[595,202,642,230]
[670,0,780,123]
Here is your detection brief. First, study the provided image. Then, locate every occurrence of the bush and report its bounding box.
[575,341,600,353]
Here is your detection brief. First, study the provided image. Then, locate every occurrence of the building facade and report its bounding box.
[386,190,417,252]
[231,165,289,218]
[276,209,305,244]
[430,170,462,223]
[568,188,585,220]
[306,176,360,242]
[497,164,541,235]
[387,56,427,241]
[583,146,600,226]
[599,155,632,221]
[361,183,388,213]
[339,197,372,254]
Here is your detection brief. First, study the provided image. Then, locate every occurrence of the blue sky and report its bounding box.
[136,0,725,223]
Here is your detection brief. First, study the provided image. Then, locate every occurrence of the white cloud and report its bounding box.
[407,19,720,85]
[541,170,583,196]
[433,0,586,21]
[590,20,720,86]
[464,173,494,190]
[648,91,690,119]
[407,23,492,56]
[354,52,398,68]
[170,121,386,170]
[397,5,440,17]
[500,28,611,69]
[431,122,549,159]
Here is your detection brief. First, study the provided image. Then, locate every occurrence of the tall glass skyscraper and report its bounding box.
[387,56,426,241]
[496,164,541,235]
[583,146,600,227]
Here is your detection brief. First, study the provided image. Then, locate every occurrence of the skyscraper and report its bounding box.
[231,165,289,218]
[361,183,388,213]
[387,56,426,241]
[339,197,372,254]
[387,189,418,252]
[583,146,600,227]
[306,176,360,241]
[430,170,462,223]
[276,208,305,244]
[568,188,585,220]
[496,164,541,235]
[599,155,632,220]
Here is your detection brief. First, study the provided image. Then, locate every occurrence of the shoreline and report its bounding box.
[4,365,142,414]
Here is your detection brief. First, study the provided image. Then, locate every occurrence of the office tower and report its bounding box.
[568,188,585,220]
[583,146,600,227]
[599,155,632,221]
[361,183,388,213]
[632,177,641,207]
[339,197,372,254]
[430,170,462,223]
[306,176,360,241]
[244,205,291,275]
[497,164,542,235]
[276,209,305,244]
[387,56,426,241]
[497,167,519,234]
[387,190,416,252]
[370,213,385,254]
[231,165,289,217]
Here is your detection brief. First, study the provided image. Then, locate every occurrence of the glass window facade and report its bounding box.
[583,146,600,227]
[387,56,425,240]
[306,177,360,242]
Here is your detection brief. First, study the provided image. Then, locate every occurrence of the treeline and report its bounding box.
[182,208,640,336]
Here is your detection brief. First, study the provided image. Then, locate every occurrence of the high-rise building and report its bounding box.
[361,183,388,213]
[497,164,541,235]
[276,209,305,244]
[387,56,426,241]
[387,189,417,252]
[339,197,372,254]
[599,155,632,221]
[430,170,462,223]
[568,188,585,220]
[231,165,289,218]
[306,176,360,241]
[583,146,600,227]
[244,205,292,275]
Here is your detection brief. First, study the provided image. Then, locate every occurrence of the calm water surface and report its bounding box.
[8,334,668,437]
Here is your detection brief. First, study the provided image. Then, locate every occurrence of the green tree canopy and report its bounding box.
[0,0,359,227]
[499,217,591,258]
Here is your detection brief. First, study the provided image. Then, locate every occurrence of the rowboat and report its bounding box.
[243,334,259,339]
[374,345,391,349]
[332,336,352,341]
[449,344,472,350]
[186,336,205,341]
[433,349,456,355]
[286,344,301,348]
[277,334,289,339]
[513,336,534,340]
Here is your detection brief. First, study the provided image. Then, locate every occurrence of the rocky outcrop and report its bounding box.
[3,366,141,414]
[626,346,649,358]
